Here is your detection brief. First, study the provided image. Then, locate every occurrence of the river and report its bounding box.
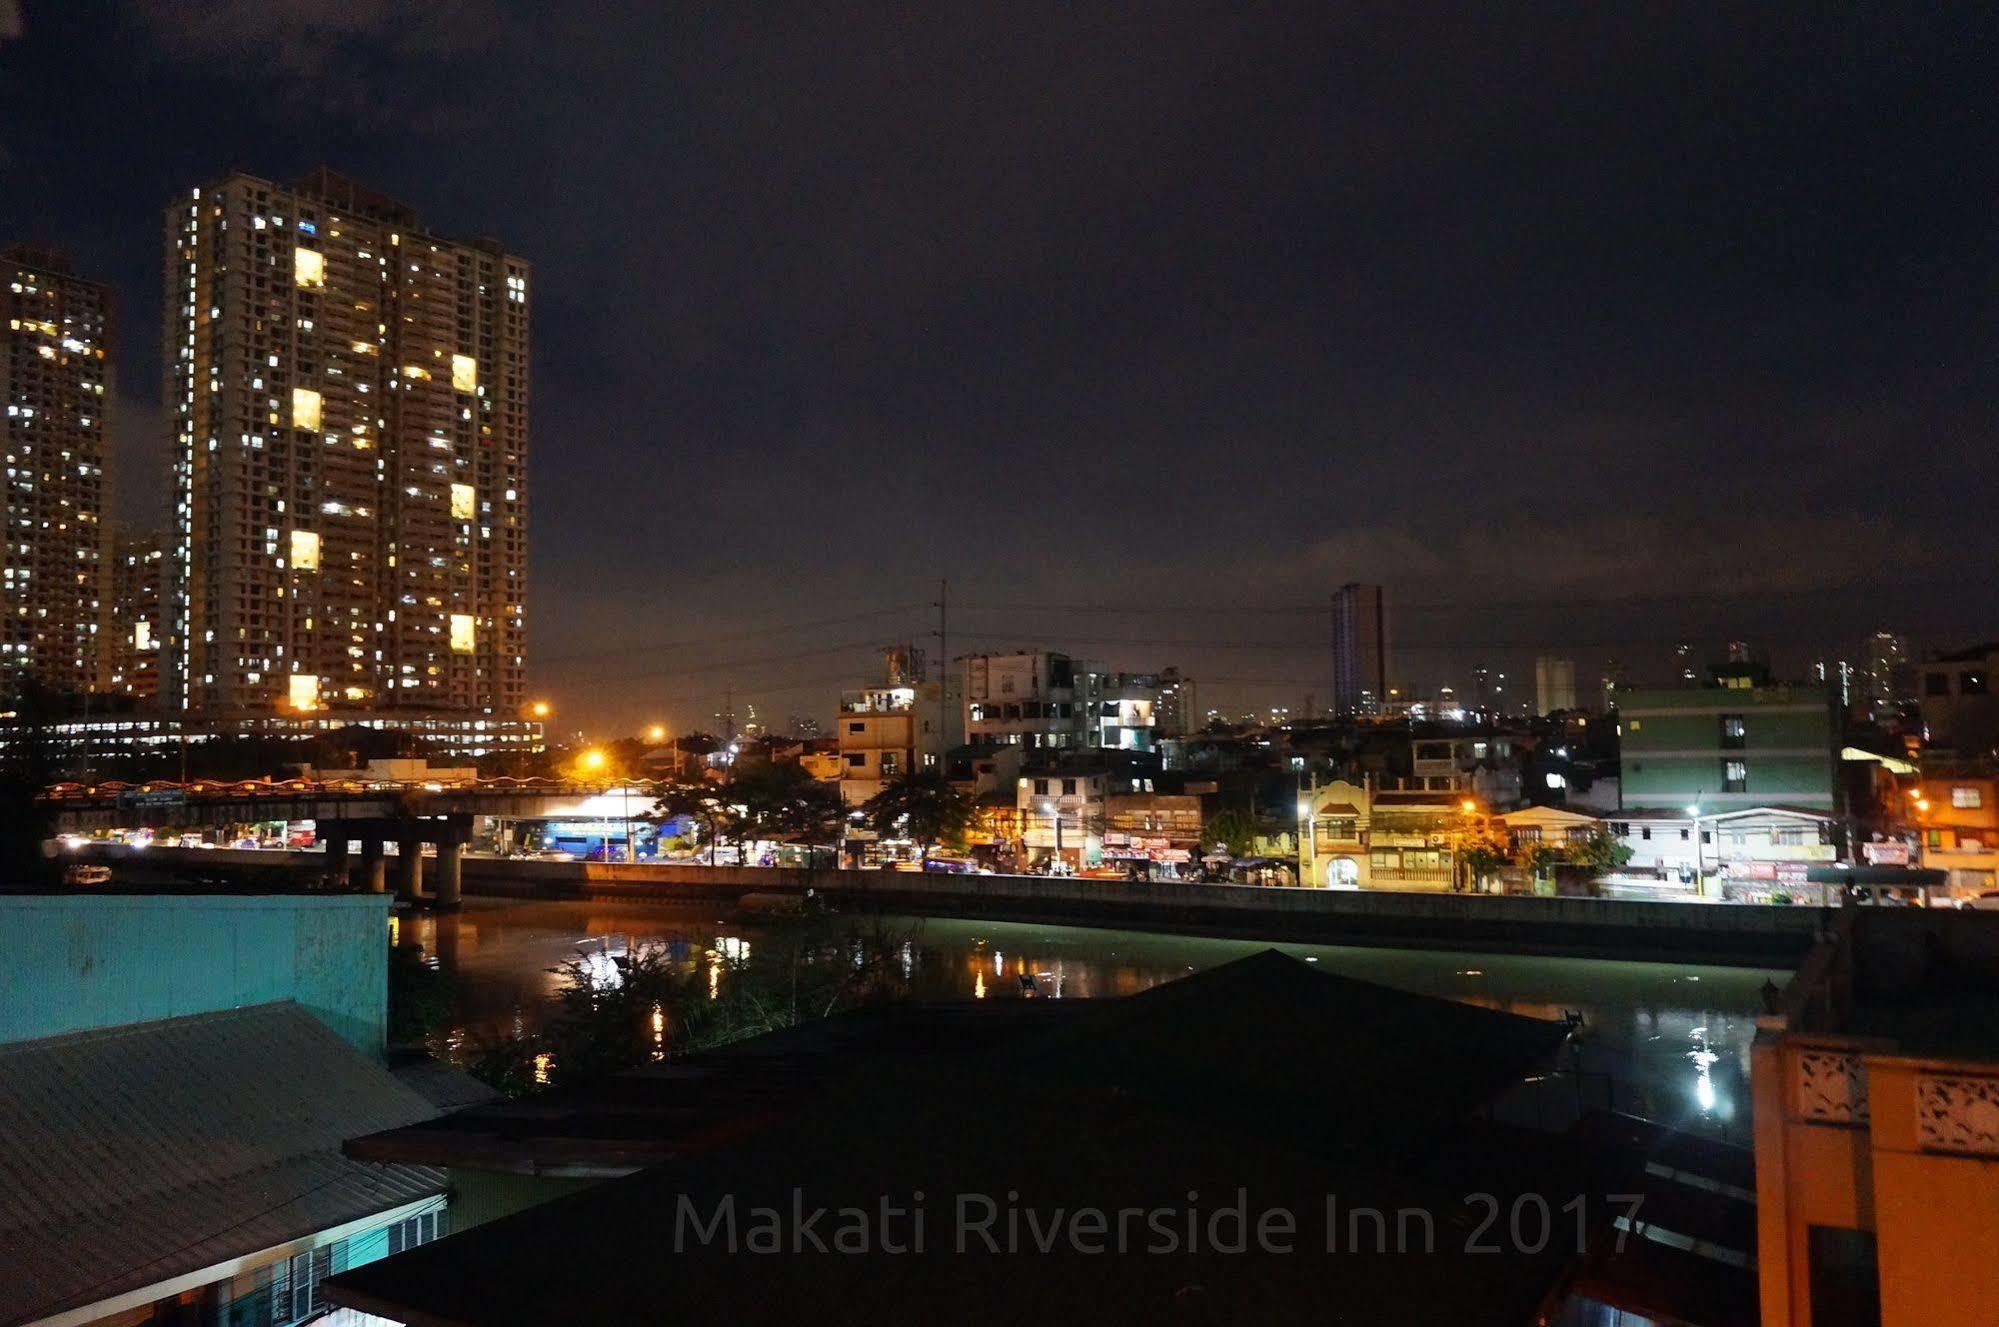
[398,897,1784,1142]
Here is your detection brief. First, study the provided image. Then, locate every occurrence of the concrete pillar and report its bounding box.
[396,838,425,903]
[322,824,351,886]
[436,838,463,910]
[361,838,388,894]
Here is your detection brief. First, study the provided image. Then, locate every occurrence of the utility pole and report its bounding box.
[935,578,950,766]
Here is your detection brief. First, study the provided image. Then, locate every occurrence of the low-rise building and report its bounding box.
[1619,682,1840,813]
[0,892,474,1327]
[1016,765,1111,869]
[1298,777,1480,890]
[1753,907,1999,1327]
[837,679,944,806]
[1604,805,1840,901]
[1920,642,1998,759]
[1915,768,1997,896]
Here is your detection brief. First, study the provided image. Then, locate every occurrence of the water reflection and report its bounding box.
[403,899,1784,1139]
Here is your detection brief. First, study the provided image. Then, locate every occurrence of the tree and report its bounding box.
[861,768,974,866]
[728,761,845,848]
[1202,807,1258,858]
[1459,839,1509,893]
[1567,825,1634,877]
[653,779,731,863]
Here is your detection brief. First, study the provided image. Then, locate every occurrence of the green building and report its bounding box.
[1618,683,1839,812]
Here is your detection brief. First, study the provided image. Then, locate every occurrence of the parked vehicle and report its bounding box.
[63,864,113,886]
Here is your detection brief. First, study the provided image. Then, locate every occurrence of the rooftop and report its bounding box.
[329,953,1579,1325]
[0,1002,447,1325]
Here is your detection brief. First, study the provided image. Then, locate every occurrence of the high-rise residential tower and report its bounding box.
[1331,583,1389,716]
[102,530,167,700]
[1,246,111,699]
[166,170,529,716]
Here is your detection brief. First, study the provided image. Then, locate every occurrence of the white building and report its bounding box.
[1604,805,1839,899]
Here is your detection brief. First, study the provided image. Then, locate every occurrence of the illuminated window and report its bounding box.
[449,614,476,654]
[294,248,326,288]
[290,530,321,570]
[288,674,320,712]
[451,354,477,392]
[402,365,431,381]
[450,483,476,521]
[291,388,321,431]
[134,621,154,651]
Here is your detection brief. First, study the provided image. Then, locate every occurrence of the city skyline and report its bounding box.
[4,4,1998,733]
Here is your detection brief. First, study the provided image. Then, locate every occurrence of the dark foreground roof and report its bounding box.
[0,1002,447,1326]
[330,951,1580,1326]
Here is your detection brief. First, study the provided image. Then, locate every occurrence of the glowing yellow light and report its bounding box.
[578,748,608,771]
[290,529,320,570]
[402,364,431,381]
[646,724,667,743]
[450,482,476,521]
[449,613,475,653]
[294,248,325,288]
[1460,800,1477,814]
[529,700,552,719]
[291,387,321,430]
[532,1051,553,1085]
[451,353,477,392]
[287,674,320,712]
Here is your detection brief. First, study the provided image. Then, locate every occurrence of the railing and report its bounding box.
[1791,1045,1870,1125]
[38,775,670,803]
[1915,1073,1999,1156]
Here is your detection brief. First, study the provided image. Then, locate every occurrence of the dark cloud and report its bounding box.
[3,1,1995,731]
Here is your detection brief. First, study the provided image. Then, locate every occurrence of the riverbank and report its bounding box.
[76,844,1828,966]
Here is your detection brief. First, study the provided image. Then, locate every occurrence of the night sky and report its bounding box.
[4,2,1996,736]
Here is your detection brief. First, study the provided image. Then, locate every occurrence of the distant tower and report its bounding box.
[1331,584,1389,716]
[1600,658,1629,709]
[1863,630,1914,707]
[1534,656,1577,716]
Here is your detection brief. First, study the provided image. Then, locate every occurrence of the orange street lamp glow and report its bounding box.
[1459,800,1478,814]
[578,748,608,773]
[646,724,667,743]
[529,700,552,719]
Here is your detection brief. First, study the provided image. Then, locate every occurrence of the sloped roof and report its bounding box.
[329,954,1578,1326]
[0,1002,447,1327]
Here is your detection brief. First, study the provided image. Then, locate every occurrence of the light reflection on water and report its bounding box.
[402,899,1783,1141]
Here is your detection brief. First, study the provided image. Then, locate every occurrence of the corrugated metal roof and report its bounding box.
[0,1001,447,1327]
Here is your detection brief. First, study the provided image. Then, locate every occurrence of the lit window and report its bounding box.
[134,621,153,651]
[450,483,476,521]
[1954,786,1984,809]
[288,674,320,712]
[294,249,326,288]
[291,388,321,431]
[450,354,477,392]
[290,530,321,570]
[450,614,475,653]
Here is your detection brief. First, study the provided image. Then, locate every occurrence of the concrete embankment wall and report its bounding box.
[463,858,1823,965]
[74,844,1825,965]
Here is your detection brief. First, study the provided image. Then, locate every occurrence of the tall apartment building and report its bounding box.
[1331,582,1389,716]
[102,531,167,700]
[166,170,528,717]
[1,246,111,699]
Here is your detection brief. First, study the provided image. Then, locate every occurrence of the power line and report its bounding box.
[533,602,928,668]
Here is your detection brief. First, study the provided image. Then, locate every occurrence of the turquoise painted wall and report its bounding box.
[0,893,390,1054]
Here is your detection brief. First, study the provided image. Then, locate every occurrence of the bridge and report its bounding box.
[40,777,668,908]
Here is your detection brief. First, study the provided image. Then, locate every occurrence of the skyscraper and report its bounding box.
[102,531,167,700]
[1,246,111,699]
[1863,630,1915,708]
[167,170,529,717]
[1331,583,1389,716]
[1533,655,1577,715]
